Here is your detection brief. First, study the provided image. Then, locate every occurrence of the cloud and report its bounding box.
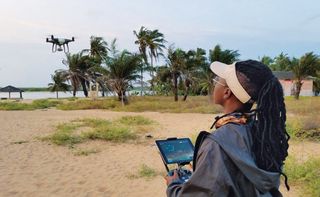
[301,14,320,25]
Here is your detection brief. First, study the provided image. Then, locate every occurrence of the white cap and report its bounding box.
[210,61,251,103]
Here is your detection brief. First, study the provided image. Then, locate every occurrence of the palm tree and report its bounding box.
[165,46,186,101]
[182,48,207,101]
[313,71,320,96]
[271,52,291,71]
[48,71,69,99]
[58,52,91,97]
[291,52,320,99]
[153,66,172,96]
[134,26,149,96]
[147,29,166,84]
[88,36,109,62]
[259,55,274,67]
[104,47,142,105]
[134,26,166,95]
[85,36,110,97]
[200,45,239,96]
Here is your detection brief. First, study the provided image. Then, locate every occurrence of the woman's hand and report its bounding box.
[164,170,179,186]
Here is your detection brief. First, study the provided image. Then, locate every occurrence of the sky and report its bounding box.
[0,0,319,87]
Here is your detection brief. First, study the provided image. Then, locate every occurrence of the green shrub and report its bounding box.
[287,116,320,141]
[42,116,156,148]
[32,99,61,108]
[117,115,155,125]
[0,102,33,110]
[138,164,158,178]
[127,164,158,180]
[0,99,61,110]
[284,156,320,196]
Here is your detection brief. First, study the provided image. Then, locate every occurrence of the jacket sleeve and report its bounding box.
[166,138,235,197]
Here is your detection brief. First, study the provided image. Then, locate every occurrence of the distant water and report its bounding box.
[0,91,104,99]
[0,91,146,100]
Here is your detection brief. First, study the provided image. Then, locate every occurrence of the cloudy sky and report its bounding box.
[0,0,319,87]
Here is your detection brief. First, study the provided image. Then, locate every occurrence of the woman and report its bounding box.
[165,60,290,197]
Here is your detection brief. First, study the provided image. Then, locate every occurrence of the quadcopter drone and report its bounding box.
[46,35,75,53]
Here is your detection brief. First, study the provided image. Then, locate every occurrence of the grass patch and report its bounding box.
[57,98,119,110]
[117,115,155,125]
[57,96,222,114]
[41,116,157,148]
[0,99,61,110]
[287,115,320,141]
[42,122,84,147]
[284,155,320,196]
[127,164,158,180]
[285,96,320,116]
[73,149,99,156]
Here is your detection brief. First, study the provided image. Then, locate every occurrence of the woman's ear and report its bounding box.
[223,88,233,100]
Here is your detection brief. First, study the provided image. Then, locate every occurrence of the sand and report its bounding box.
[0,109,318,197]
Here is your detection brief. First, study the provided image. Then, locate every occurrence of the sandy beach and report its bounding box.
[1,109,319,197]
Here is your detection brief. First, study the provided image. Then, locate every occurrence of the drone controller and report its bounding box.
[167,167,193,183]
[155,137,194,183]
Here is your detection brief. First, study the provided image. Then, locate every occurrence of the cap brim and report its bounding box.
[210,61,230,78]
[209,61,252,104]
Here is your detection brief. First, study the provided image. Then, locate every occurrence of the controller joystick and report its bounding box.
[167,168,192,182]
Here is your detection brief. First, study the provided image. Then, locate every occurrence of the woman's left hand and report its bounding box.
[164,170,179,186]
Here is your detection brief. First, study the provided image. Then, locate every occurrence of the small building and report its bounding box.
[273,71,314,96]
[0,85,24,99]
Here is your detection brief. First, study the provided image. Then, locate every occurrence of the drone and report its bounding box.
[46,35,75,53]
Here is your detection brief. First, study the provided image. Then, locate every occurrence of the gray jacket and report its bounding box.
[167,123,281,197]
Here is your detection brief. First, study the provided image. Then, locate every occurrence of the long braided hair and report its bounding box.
[235,60,290,189]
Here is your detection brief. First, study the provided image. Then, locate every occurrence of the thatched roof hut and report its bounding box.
[0,85,24,99]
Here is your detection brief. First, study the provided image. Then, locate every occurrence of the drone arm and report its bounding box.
[66,44,69,53]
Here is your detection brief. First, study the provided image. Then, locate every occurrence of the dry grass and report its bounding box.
[41,116,157,148]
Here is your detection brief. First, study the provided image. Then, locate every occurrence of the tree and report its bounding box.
[58,52,91,97]
[134,26,150,96]
[104,46,142,105]
[271,52,291,71]
[153,66,172,96]
[259,55,274,67]
[48,71,69,99]
[313,71,320,96]
[165,46,186,101]
[291,52,320,99]
[85,36,110,97]
[147,29,166,84]
[181,48,207,101]
[87,36,109,63]
[199,45,239,96]
[134,26,166,95]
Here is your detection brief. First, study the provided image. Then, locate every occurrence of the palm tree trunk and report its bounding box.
[56,91,58,99]
[81,79,88,97]
[73,88,76,97]
[294,80,303,100]
[183,87,189,101]
[173,73,178,101]
[183,80,190,101]
[150,56,154,95]
[140,68,144,96]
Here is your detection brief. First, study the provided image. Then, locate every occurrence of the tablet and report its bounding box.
[156,138,194,165]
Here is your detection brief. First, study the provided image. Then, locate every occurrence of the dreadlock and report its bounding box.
[235,60,290,190]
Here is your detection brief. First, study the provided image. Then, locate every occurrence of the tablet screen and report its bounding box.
[156,138,194,164]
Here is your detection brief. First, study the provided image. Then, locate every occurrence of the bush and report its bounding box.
[41,116,157,147]
[284,156,320,196]
[0,99,61,110]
